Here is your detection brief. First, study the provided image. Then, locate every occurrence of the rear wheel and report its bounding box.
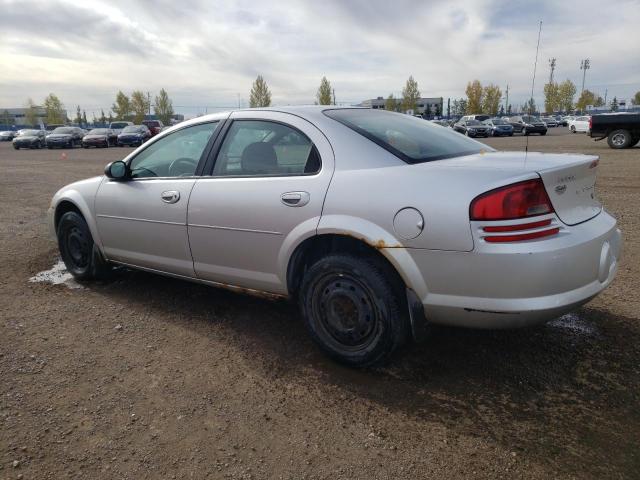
[607,129,633,149]
[570,125,576,133]
[57,211,111,281]
[540,131,547,136]
[299,254,409,367]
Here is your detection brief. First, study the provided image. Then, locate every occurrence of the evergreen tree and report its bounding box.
[316,77,332,105]
[249,75,272,108]
[401,76,420,113]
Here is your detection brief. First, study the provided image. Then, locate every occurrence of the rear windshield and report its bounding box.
[325,109,492,163]
[111,122,129,129]
[89,129,108,135]
[122,126,142,133]
[19,129,41,136]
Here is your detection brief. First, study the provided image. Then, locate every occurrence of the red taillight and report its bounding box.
[470,179,554,221]
[588,117,592,131]
[484,228,560,243]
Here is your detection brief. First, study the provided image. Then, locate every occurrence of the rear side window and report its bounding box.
[325,109,492,163]
[213,120,320,176]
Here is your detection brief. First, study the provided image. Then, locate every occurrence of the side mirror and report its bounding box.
[104,160,128,180]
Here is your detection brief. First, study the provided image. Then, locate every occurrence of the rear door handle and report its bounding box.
[281,191,310,207]
[161,190,180,204]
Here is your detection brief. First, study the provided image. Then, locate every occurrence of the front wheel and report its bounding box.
[607,129,633,149]
[57,211,111,281]
[299,254,409,367]
[570,126,576,133]
[540,131,547,136]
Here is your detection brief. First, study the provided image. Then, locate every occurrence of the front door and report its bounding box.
[95,121,221,277]
[188,111,334,293]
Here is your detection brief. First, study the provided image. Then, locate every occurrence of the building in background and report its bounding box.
[359,97,443,115]
[0,106,69,129]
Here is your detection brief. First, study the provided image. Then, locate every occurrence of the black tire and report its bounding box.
[607,129,633,149]
[509,133,514,136]
[57,211,111,281]
[570,125,576,133]
[299,254,409,367]
[541,131,547,136]
[13,145,19,150]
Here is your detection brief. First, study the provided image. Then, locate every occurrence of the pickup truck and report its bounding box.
[589,113,640,149]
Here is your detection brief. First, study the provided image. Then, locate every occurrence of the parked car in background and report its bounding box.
[0,130,17,141]
[541,117,558,127]
[117,125,151,147]
[12,129,46,149]
[561,116,575,127]
[506,116,547,135]
[49,106,621,367]
[589,113,640,149]
[142,119,164,136]
[45,124,66,135]
[82,128,114,148]
[453,119,490,137]
[109,121,134,137]
[568,116,591,134]
[429,120,450,127]
[483,118,514,136]
[459,114,491,123]
[45,126,85,148]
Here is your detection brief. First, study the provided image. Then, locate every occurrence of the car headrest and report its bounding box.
[241,142,277,174]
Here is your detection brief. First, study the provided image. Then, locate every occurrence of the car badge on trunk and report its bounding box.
[555,184,567,195]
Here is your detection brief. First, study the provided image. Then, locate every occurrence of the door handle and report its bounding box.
[161,190,180,204]
[281,191,310,207]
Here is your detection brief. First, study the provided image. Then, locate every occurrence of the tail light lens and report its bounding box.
[588,117,592,131]
[470,179,554,221]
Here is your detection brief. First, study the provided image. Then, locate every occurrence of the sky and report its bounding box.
[1,0,639,118]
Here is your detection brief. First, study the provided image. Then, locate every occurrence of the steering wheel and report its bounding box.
[168,157,198,177]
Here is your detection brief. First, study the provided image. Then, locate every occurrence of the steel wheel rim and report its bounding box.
[311,273,380,352]
[65,226,90,269]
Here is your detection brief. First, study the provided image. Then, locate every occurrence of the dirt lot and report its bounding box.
[1,128,639,479]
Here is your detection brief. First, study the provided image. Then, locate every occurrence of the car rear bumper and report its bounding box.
[400,211,622,328]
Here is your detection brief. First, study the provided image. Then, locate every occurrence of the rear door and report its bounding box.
[188,111,334,294]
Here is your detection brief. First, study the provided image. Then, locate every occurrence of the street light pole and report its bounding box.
[580,59,590,96]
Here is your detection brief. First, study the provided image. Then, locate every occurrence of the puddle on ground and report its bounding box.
[548,313,597,337]
[29,259,84,289]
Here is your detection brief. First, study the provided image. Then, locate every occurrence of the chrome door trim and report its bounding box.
[189,223,283,235]
[96,214,185,226]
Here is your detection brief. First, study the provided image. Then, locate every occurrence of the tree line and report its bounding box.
[12,80,640,128]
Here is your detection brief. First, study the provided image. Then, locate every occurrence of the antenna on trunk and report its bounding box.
[526,20,543,164]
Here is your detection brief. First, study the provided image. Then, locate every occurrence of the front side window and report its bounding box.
[213,120,320,176]
[128,122,219,178]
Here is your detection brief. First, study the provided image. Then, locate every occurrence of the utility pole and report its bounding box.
[548,58,556,84]
[505,84,509,116]
[332,89,336,106]
[580,59,590,95]
[147,92,151,115]
[604,88,608,106]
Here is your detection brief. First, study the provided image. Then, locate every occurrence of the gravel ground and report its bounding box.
[1,128,639,479]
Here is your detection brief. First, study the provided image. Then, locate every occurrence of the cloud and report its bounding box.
[1,0,638,117]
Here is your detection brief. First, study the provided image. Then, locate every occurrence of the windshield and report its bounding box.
[111,122,129,129]
[467,120,482,125]
[52,127,74,134]
[19,130,41,136]
[89,129,108,135]
[324,109,493,163]
[122,126,141,133]
[490,119,508,125]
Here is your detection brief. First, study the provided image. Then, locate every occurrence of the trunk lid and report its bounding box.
[535,155,601,225]
[439,151,602,225]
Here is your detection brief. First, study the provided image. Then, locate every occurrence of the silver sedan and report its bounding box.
[49,107,622,367]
